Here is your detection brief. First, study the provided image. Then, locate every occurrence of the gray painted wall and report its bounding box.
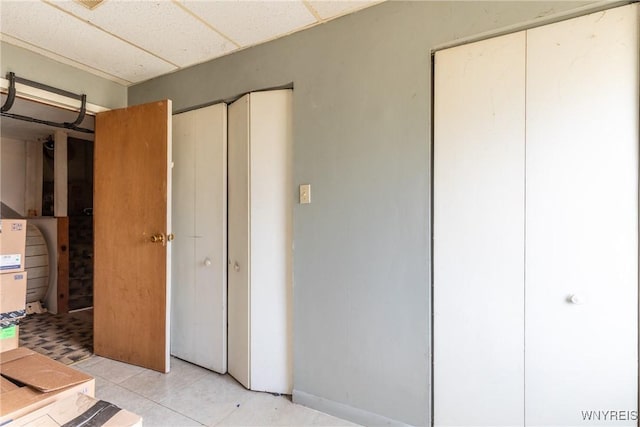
[129,2,593,425]
[1,42,127,109]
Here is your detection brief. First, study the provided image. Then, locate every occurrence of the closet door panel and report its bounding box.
[171,110,197,365]
[525,5,638,425]
[227,94,251,389]
[171,104,228,373]
[194,104,228,373]
[434,32,526,427]
[249,91,293,393]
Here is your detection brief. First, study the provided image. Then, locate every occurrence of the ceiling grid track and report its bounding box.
[172,0,242,49]
[302,1,324,23]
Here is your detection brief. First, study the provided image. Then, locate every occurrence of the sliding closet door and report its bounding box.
[525,5,638,425]
[434,32,526,427]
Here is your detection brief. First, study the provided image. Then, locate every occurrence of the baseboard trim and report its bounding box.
[292,389,414,427]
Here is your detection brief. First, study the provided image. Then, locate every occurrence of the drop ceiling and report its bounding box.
[0,0,383,86]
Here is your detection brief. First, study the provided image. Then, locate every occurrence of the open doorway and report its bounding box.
[43,135,94,311]
[67,137,94,311]
[1,92,95,364]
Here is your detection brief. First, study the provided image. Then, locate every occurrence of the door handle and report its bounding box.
[234,261,240,272]
[150,233,165,245]
[150,232,174,246]
[569,294,586,305]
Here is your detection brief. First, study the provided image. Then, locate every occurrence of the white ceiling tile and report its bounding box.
[0,0,176,83]
[181,0,317,47]
[49,0,237,68]
[307,0,381,20]
[0,33,132,86]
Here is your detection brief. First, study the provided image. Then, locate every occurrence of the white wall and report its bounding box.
[1,137,27,216]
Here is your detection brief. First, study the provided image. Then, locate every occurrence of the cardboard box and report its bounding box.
[10,392,142,427]
[0,324,19,352]
[0,348,95,425]
[0,220,27,273]
[0,271,27,316]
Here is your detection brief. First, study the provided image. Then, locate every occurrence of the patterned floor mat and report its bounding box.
[18,311,93,365]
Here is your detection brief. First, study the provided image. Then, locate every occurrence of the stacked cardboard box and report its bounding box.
[9,392,142,426]
[0,220,140,426]
[0,219,27,352]
[0,220,139,425]
[0,347,95,424]
[0,348,144,426]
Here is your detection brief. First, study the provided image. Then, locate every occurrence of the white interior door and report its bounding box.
[433,31,526,427]
[171,103,227,373]
[227,94,251,389]
[525,5,638,425]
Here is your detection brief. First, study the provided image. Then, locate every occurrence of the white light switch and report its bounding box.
[299,184,311,204]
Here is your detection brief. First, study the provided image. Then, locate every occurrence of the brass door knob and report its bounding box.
[150,233,165,245]
[167,233,175,242]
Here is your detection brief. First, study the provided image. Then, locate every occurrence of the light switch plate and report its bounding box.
[299,184,311,204]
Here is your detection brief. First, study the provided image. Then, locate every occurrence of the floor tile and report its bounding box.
[93,382,154,416]
[158,373,251,425]
[120,357,211,401]
[72,354,106,370]
[91,374,114,392]
[76,356,146,384]
[94,380,203,426]
[213,392,360,427]
[309,411,361,426]
[135,401,204,427]
[214,391,313,426]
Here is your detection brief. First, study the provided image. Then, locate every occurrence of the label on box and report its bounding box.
[13,273,24,280]
[0,254,21,270]
[0,325,16,340]
[10,223,23,231]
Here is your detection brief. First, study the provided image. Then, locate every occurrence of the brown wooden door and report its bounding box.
[93,100,172,373]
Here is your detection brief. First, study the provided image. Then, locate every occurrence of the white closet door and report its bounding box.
[227,94,251,389]
[171,103,228,373]
[249,90,293,393]
[434,32,526,427]
[525,5,638,426]
[171,108,196,362]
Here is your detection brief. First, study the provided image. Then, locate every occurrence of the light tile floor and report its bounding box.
[73,356,359,427]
